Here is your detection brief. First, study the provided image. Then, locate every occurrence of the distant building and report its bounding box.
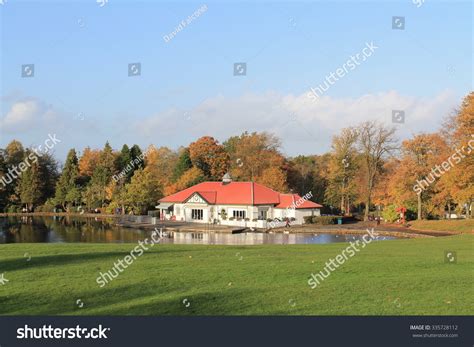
[156,173,322,228]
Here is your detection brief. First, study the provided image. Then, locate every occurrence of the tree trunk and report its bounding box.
[364,196,370,220]
[417,193,422,220]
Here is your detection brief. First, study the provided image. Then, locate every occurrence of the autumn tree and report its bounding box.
[189,136,229,180]
[224,132,288,190]
[358,121,398,220]
[78,147,101,178]
[445,93,474,217]
[325,128,359,214]
[164,167,206,196]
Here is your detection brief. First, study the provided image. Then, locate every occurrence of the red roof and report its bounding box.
[159,182,322,209]
[275,194,323,209]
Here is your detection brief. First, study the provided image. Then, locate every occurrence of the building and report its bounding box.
[156,173,322,228]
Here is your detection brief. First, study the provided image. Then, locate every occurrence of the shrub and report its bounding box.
[312,216,337,225]
[7,205,20,213]
[252,218,258,222]
[381,205,398,223]
[244,218,250,221]
[303,216,313,224]
[229,217,235,221]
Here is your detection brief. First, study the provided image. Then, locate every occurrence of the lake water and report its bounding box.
[0,216,396,245]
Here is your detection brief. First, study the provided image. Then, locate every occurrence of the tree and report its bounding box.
[164,167,205,196]
[189,136,229,180]
[257,167,288,192]
[398,134,447,219]
[115,144,133,181]
[224,132,284,181]
[123,168,162,214]
[287,155,328,203]
[17,158,42,211]
[17,150,58,211]
[447,93,474,217]
[325,128,359,214]
[172,147,192,182]
[78,147,101,178]
[130,145,144,170]
[358,121,398,220]
[84,142,118,208]
[54,149,80,211]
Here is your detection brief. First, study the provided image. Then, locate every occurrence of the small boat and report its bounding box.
[232,228,246,234]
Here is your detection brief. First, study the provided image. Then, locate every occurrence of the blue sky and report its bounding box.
[1,0,472,161]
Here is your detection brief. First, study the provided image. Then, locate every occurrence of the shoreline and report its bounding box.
[0,212,465,237]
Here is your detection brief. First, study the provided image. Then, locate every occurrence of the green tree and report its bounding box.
[123,168,162,214]
[17,155,43,211]
[54,149,80,211]
[172,147,192,182]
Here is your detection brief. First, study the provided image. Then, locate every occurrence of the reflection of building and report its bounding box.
[157,174,322,228]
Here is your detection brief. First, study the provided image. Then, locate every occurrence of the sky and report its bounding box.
[0,0,472,162]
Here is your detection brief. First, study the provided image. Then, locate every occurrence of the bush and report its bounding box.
[303,216,313,224]
[244,218,250,221]
[381,204,398,223]
[7,205,21,213]
[312,216,337,225]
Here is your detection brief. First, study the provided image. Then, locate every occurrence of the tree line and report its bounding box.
[0,93,472,220]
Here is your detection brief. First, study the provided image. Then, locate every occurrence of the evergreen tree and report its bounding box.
[17,156,43,211]
[54,149,80,211]
[172,147,192,182]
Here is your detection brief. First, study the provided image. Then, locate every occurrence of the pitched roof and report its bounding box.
[159,181,322,208]
[275,194,323,209]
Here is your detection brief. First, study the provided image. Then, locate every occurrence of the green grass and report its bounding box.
[409,219,474,233]
[0,235,473,315]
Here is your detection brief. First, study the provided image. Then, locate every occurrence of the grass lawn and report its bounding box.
[0,235,473,315]
[409,219,474,233]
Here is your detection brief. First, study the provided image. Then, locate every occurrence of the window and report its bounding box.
[191,209,203,220]
[258,210,267,220]
[232,210,246,219]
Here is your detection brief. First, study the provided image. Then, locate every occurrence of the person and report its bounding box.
[285,217,291,228]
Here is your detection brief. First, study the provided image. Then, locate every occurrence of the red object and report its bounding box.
[275,194,322,209]
[395,206,407,223]
[159,182,322,208]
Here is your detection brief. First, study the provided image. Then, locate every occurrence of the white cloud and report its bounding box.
[0,98,61,133]
[134,90,460,155]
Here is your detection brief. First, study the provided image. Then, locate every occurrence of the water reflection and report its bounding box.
[0,216,395,245]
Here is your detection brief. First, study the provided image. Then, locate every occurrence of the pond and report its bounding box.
[0,216,396,245]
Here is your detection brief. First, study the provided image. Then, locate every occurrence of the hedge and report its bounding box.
[304,216,338,225]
